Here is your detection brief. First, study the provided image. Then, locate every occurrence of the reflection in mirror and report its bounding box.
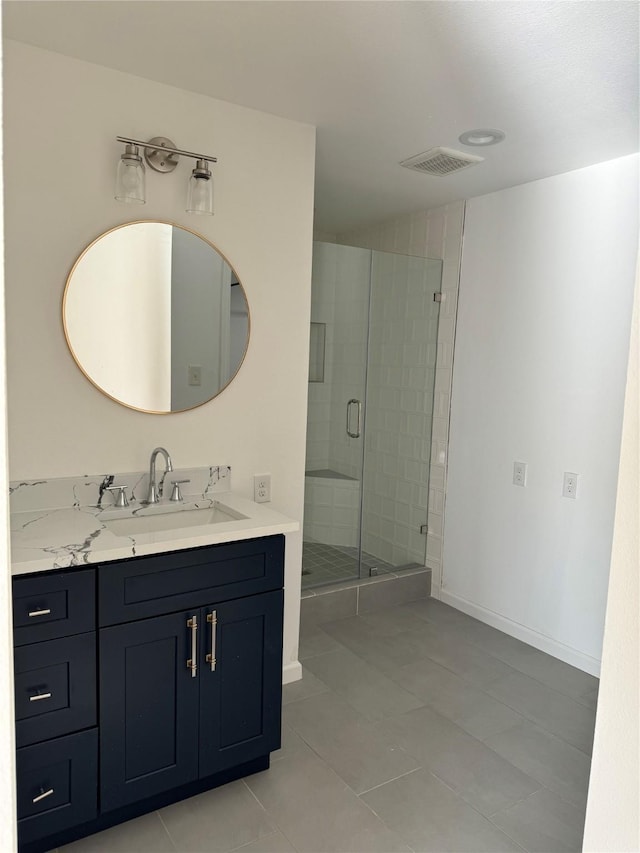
[308,323,326,383]
[63,222,249,413]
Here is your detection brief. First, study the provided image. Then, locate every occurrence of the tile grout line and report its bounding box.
[423,769,530,852]
[357,765,423,797]
[240,778,301,852]
[156,809,179,852]
[486,785,546,819]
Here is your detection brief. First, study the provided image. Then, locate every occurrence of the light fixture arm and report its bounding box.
[116,136,218,165]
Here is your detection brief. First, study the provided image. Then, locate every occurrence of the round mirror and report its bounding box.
[63,221,250,413]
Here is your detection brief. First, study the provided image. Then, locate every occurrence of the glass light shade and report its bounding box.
[115,145,146,204]
[186,160,214,215]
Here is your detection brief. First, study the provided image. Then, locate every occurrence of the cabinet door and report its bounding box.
[100,610,200,811]
[199,590,283,778]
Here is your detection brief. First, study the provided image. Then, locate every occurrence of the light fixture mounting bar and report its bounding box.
[116,136,218,164]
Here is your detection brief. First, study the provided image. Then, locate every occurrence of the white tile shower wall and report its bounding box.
[337,202,465,594]
[306,242,372,480]
[303,474,360,547]
[305,244,337,471]
[327,246,371,480]
[361,252,442,567]
[305,243,370,550]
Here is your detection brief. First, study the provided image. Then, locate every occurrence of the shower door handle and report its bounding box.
[346,399,362,438]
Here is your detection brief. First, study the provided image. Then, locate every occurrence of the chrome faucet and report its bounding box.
[146,447,173,504]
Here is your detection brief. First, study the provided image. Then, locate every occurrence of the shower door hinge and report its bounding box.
[420,524,428,535]
[433,293,443,303]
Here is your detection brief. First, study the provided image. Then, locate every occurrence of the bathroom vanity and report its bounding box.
[9,468,298,852]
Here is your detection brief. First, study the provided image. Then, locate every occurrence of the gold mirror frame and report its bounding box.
[62,220,251,414]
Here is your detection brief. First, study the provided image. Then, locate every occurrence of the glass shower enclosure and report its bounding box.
[302,241,443,590]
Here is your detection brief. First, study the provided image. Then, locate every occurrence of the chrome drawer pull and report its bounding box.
[28,609,51,618]
[206,610,217,672]
[187,615,198,678]
[29,692,52,703]
[32,788,54,804]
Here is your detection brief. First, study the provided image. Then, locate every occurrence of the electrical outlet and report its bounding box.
[563,472,578,499]
[188,365,202,386]
[513,461,527,487]
[254,473,271,503]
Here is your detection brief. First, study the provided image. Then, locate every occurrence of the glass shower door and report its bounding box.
[302,242,371,588]
[359,251,443,575]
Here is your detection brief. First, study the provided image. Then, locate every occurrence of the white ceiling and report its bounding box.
[3,0,639,233]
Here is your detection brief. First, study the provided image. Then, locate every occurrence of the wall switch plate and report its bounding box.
[188,365,202,386]
[513,461,527,487]
[563,472,578,499]
[254,474,271,503]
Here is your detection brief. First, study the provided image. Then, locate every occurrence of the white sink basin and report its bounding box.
[105,502,247,537]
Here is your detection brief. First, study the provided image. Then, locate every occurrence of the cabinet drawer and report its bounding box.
[17,728,98,845]
[13,570,95,646]
[14,633,96,748]
[99,535,284,625]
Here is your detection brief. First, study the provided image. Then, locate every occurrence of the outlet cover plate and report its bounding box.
[254,473,271,503]
[513,461,527,487]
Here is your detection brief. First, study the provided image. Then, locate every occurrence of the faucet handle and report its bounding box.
[106,485,129,508]
[170,479,191,502]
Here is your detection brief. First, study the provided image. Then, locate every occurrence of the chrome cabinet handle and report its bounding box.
[29,691,52,703]
[187,615,198,678]
[32,788,54,804]
[28,609,51,618]
[206,611,217,671]
[346,399,362,438]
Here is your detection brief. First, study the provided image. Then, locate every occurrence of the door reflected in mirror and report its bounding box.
[63,222,250,413]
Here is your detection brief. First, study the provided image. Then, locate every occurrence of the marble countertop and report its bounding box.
[10,467,298,576]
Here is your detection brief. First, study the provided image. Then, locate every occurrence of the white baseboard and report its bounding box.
[282,660,302,685]
[439,589,601,677]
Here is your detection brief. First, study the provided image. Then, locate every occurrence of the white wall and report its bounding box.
[0,22,18,853]
[3,41,316,683]
[65,222,172,411]
[443,156,639,673]
[338,202,465,591]
[583,259,639,852]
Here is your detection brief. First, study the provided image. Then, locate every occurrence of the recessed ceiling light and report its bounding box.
[458,129,505,147]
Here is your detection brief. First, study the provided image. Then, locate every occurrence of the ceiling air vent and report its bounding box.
[400,147,484,177]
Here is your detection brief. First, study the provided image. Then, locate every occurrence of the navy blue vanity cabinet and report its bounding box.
[98,534,285,811]
[15,534,286,853]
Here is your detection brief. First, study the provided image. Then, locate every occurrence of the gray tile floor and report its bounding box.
[57,598,597,853]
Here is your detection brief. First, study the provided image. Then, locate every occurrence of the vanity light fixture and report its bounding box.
[186,159,214,216]
[115,136,217,215]
[115,144,145,205]
[458,128,505,147]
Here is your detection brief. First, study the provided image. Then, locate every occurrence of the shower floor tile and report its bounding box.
[302,542,397,589]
